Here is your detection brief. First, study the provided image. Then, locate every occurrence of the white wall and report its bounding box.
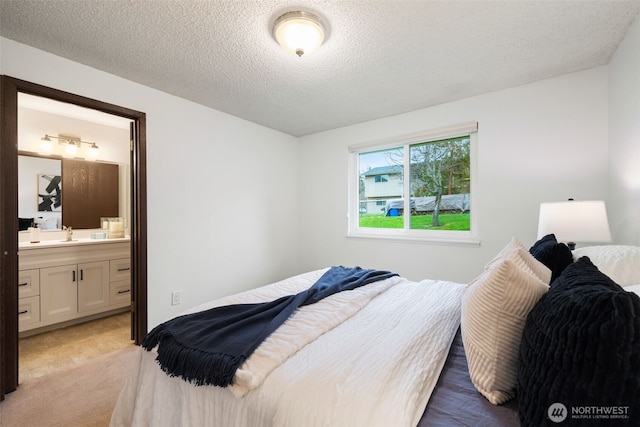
[3,24,635,325]
[1,37,300,329]
[298,67,609,283]
[608,16,640,245]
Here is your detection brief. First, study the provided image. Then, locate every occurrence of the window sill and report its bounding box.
[346,230,481,246]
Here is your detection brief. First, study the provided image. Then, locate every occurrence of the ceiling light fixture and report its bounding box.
[273,11,326,57]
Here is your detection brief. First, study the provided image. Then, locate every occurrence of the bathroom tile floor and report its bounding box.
[18,312,134,383]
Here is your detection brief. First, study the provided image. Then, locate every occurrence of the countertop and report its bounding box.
[19,237,130,250]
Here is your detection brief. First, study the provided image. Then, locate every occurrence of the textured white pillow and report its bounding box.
[572,245,640,287]
[461,249,549,405]
[485,237,552,284]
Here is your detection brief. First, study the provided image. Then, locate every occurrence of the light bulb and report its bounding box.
[88,143,100,159]
[65,142,78,156]
[40,136,53,154]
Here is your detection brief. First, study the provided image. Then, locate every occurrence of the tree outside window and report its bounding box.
[355,132,472,234]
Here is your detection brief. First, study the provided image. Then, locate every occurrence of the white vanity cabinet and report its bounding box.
[40,260,110,321]
[18,239,130,334]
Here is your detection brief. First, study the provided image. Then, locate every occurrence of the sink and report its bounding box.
[60,239,78,242]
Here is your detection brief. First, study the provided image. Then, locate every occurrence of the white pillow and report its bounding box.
[485,237,552,284]
[33,217,58,230]
[461,240,550,405]
[572,245,640,287]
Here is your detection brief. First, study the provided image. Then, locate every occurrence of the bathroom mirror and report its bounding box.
[18,152,130,231]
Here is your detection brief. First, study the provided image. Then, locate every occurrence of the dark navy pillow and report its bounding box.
[529,234,573,283]
[518,256,640,426]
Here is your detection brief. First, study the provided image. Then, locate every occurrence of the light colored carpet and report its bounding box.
[0,345,137,427]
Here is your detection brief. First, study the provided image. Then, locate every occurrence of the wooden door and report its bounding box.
[62,159,119,229]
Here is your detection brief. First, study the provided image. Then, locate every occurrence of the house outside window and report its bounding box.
[348,122,479,244]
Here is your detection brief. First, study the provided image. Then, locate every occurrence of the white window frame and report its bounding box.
[347,122,480,245]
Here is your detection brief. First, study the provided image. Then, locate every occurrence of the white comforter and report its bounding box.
[110,269,465,427]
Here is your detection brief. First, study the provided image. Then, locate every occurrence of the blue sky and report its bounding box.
[359,148,402,173]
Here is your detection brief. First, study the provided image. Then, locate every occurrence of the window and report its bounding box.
[348,122,478,244]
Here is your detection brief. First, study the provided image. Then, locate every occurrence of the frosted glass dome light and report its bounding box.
[273,11,326,57]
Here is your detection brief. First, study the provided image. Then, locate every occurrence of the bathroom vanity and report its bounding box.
[18,237,131,335]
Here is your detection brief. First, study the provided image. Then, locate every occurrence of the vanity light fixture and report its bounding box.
[273,11,326,57]
[40,134,100,159]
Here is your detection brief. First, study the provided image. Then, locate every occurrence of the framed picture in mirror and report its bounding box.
[37,174,62,212]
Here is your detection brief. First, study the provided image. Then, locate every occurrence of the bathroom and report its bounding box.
[16,93,133,379]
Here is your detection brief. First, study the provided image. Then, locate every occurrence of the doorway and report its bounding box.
[0,76,148,399]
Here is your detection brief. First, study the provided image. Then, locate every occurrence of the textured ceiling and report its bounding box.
[1,1,639,136]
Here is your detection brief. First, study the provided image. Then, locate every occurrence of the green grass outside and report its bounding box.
[359,213,470,230]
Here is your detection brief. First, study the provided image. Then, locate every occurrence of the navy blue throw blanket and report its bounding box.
[142,266,397,387]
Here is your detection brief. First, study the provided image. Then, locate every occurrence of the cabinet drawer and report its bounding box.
[18,269,40,298]
[110,258,131,282]
[110,280,131,308]
[18,296,40,331]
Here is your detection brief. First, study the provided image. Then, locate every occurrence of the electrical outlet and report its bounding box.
[171,291,181,305]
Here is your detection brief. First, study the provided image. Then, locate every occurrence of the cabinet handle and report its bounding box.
[72,270,76,282]
[18,282,28,287]
[117,289,131,294]
[80,270,84,281]
[18,310,29,315]
[117,267,131,272]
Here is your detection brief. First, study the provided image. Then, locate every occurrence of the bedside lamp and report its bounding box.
[537,199,612,250]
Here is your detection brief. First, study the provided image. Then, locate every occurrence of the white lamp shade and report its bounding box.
[274,12,325,57]
[537,200,612,244]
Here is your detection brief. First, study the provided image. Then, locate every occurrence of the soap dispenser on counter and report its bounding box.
[28,226,41,243]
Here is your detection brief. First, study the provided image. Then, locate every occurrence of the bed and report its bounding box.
[110,238,640,427]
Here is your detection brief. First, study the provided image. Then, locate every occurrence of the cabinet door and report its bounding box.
[78,261,110,313]
[40,264,78,322]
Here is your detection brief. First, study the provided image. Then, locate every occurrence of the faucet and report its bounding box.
[63,225,73,241]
